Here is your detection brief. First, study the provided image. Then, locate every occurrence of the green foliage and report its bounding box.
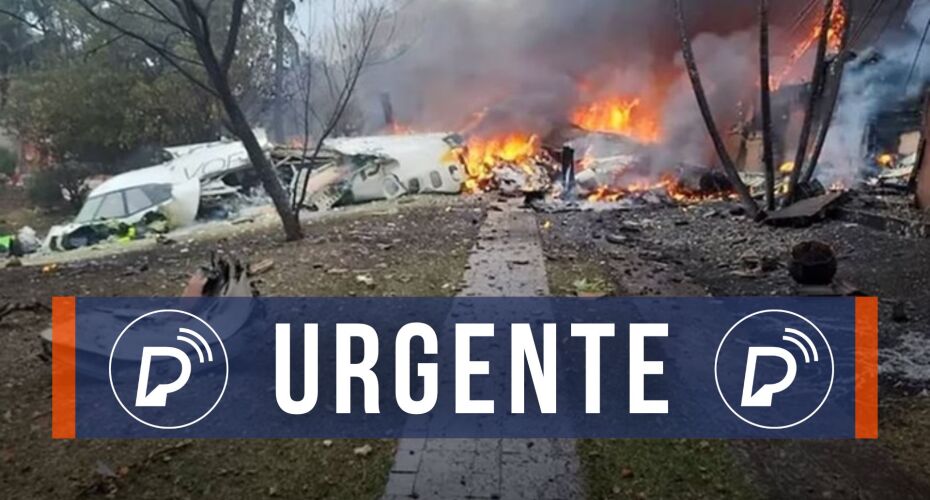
[4,58,221,165]
[26,162,93,211]
[0,0,276,166]
[0,148,15,177]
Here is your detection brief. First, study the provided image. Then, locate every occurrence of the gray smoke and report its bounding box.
[353,0,871,171]
[819,0,930,185]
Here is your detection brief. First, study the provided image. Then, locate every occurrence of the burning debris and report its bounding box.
[570,97,661,143]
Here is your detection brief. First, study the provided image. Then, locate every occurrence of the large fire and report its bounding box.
[570,97,661,143]
[772,0,847,89]
[459,133,541,192]
[455,93,677,199]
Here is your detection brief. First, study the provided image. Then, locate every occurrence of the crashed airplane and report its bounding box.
[44,131,470,251]
[278,133,467,211]
[44,132,270,251]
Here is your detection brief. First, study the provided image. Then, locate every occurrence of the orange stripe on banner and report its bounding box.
[52,296,76,439]
[855,297,878,440]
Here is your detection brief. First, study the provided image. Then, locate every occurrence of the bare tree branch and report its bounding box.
[74,0,216,96]
[0,7,47,33]
[294,2,388,210]
[221,0,246,74]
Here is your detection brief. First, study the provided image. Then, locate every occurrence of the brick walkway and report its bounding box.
[382,204,582,499]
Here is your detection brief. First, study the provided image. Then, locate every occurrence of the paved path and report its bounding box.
[383,204,582,499]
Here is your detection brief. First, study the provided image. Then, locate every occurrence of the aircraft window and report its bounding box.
[74,196,104,223]
[125,188,154,214]
[141,184,173,205]
[95,192,127,220]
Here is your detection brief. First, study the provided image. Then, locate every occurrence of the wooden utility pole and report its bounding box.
[803,0,853,185]
[759,0,777,211]
[787,0,834,202]
[674,0,760,219]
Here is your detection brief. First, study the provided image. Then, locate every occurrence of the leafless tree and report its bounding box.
[74,0,304,241]
[290,0,393,211]
[673,0,761,219]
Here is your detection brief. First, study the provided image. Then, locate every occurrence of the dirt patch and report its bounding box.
[0,196,486,499]
[536,203,930,499]
[0,186,69,235]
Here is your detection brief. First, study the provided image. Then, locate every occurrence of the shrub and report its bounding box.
[26,167,65,209]
[26,162,93,211]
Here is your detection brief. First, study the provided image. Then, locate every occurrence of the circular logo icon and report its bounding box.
[109,309,229,430]
[714,310,834,430]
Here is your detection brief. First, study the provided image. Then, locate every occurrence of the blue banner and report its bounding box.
[57,297,873,439]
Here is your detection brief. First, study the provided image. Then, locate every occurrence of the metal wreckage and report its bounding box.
[40,131,471,252]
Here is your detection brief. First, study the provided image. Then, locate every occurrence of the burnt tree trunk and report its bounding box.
[803,0,853,184]
[673,0,760,219]
[759,0,777,211]
[787,0,834,202]
[271,0,288,143]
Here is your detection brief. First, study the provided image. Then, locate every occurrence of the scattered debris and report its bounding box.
[605,233,628,245]
[789,241,837,286]
[16,226,40,254]
[188,255,258,297]
[494,163,552,197]
[835,205,930,238]
[353,444,373,457]
[0,302,50,324]
[249,258,276,276]
[880,331,930,385]
[572,278,611,298]
[355,274,376,288]
[766,192,846,227]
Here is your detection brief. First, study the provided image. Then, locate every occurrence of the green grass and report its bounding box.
[541,245,758,500]
[579,439,759,500]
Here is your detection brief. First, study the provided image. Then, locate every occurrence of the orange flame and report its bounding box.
[389,123,416,135]
[571,97,661,143]
[772,0,847,89]
[877,153,895,168]
[459,133,541,192]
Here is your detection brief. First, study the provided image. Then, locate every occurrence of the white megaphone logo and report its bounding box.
[740,328,819,408]
[135,328,214,407]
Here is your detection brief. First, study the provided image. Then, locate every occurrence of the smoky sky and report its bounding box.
[359,1,808,128]
[354,0,920,170]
